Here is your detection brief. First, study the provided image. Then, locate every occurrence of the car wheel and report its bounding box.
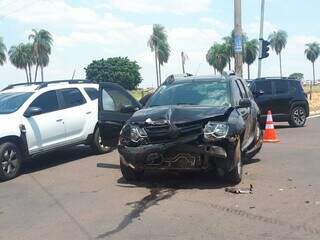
[226,139,242,184]
[120,158,143,182]
[0,142,22,181]
[289,106,307,127]
[91,128,112,154]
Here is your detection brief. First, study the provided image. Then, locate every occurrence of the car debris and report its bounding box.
[225,184,253,194]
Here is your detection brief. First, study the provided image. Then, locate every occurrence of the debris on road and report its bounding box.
[225,184,253,194]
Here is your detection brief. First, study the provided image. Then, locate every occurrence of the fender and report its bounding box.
[290,101,309,117]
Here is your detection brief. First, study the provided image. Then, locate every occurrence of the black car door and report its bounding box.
[98,83,142,147]
[252,80,273,116]
[272,80,292,116]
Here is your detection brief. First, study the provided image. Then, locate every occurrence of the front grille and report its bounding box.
[145,121,203,144]
[163,152,203,168]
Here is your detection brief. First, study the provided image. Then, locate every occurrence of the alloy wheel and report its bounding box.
[1,148,19,176]
[293,107,306,126]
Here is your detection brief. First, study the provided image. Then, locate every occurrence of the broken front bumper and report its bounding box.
[118,136,238,171]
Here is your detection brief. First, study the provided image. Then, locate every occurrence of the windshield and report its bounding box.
[0,92,33,114]
[146,80,231,108]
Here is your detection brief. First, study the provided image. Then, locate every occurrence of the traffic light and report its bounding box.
[259,39,270,59]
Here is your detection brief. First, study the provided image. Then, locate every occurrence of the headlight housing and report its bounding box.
[204,121,229,140]
[129,125,148,143]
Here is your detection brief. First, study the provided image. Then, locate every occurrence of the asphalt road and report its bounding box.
[1,117,320,240]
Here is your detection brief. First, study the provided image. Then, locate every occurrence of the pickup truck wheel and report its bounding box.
[289,106,307,127]
[91,128,112,154]
[120,160,143,182]
[226,139,242,184]
[0,142,22,181]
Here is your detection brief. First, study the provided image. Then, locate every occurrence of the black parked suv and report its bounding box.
[98,75,263,184]
[250,78,309,127]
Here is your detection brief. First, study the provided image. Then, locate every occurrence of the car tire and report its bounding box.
[226,139,242,184]
[91,128,112,154]
[289,106,307,127]
[120,159,143,182]
[0,142,22,181]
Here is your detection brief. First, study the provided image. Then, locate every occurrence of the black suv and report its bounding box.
[98,75,263,184]
[250,78,309,127]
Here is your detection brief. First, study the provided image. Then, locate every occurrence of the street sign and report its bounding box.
[234,35,242,53]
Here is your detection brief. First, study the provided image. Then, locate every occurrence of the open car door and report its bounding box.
[98,83,142,147]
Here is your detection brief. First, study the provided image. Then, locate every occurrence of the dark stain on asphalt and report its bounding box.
[96,188,176,239]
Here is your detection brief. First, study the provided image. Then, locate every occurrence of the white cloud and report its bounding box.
[106,0,212,14]
[246,20,278,38]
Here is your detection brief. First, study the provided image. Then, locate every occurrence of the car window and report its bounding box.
[147,80,231,107]
[0,92,33,114]
[59,88,86,108]
[30,91,59,114]
[102,89,135,111]
[289,81,300,93]
[102,89,116,111]
[274,80,288,95]
[84,87,98,100]
[254,81,272,95]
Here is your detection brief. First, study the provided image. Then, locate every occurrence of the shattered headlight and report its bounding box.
[204,121,229,140]
[130,125,148,143]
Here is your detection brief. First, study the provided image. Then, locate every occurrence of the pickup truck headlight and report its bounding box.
[130,125,148,143]
[204,121,229,140]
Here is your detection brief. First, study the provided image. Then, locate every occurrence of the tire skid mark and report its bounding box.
[97,188,176,239]
[186,200,320,236]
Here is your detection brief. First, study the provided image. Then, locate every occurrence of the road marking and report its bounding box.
[308,114,320,119]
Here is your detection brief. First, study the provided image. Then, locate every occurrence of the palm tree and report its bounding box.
[244,39,259,80]
[9,44,29,82]
[0,37,6,66]
[29,29,53,82]
[305,42,320,87]
[24,43,35,83]
[268,30,288,77]
[148,24,170,87]
[222,36,233,70]
[206,43,228,74]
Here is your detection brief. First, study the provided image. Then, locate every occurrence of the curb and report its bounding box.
[310,110,320,116]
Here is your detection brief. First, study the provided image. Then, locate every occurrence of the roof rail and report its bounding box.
[1,79,92,91]
[163,73,193,85]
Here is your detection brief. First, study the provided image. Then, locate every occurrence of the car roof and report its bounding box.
[1,80,98,93]
[253,77,300,82]
[163,74,233,85]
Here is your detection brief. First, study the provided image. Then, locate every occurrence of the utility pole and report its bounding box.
[234,0,243,77]
[258,0,265,78]
[181,51,188,74]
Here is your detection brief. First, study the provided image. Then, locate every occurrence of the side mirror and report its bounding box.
[24,107,42,118]
[253,89,264,97]
[120,105,139,113]
[238,99,251,108]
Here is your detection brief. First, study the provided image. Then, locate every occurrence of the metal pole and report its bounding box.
[258,0,265,78]
[234,0,243,77]
[181,52,186,74]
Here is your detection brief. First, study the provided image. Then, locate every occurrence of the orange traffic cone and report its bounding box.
[263,110,280,143]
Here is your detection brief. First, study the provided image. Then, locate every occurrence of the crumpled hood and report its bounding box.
[130,105,231,125]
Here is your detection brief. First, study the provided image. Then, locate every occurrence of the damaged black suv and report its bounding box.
[98,75,263,184]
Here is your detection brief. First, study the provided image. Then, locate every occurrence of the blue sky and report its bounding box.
[0,0,319,89]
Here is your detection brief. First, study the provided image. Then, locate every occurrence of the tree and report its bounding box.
[206,43,228,74]
[0,37,6,66]
[148,24,170,87]
[289,73,304,81]
[268,30,288,78]
[24,43,36,83]
[222,36,233,70]
[85,57,142,90]
[8,44,30,82]
[244,39,259,80]
[305,42,320,85]
[29,29,53,82]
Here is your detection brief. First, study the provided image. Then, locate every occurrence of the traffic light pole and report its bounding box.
[258,0,265,78]
[234,0,243,77]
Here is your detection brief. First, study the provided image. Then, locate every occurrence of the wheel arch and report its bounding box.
[290,101,309,116]
[0,136,28,159]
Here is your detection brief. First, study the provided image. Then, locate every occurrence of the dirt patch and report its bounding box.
[309,92,320,112]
